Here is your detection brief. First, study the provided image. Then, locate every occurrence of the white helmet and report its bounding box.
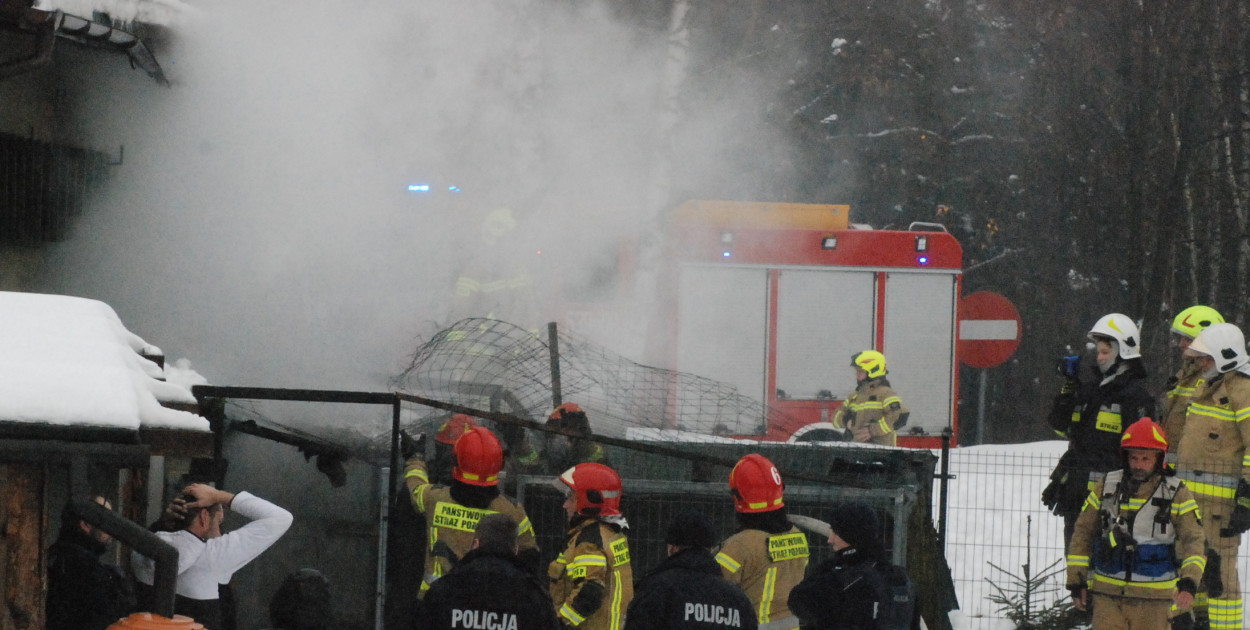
[1088,313,1142,360]
[1187,323,1250,375]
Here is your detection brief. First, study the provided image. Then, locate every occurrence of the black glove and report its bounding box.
[400,430,425,460]
[1202,546,1224,597]
[1219,479,1250,537]
[1170,611,1195,630]
[1041,479,1062,511]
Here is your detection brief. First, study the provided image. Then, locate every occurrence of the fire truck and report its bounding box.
[649,200,963,449]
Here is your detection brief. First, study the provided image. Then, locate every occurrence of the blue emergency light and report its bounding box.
[408,184,430,192]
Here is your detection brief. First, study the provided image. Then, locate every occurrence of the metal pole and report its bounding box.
[548,321,562,408]
[938,428,952,554]
[374,466,390,630]
[976,369,987,445]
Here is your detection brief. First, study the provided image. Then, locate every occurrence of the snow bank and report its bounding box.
[0,291,208,432]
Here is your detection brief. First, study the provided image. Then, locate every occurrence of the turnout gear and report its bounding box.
[1045,334,1154,544]
[1089,313,1142,361]
[832,377,909,447]
[625,547,758,630]
[850,351,887,379]
[1066,459,1205,629]
[716,527,808,630]
[1175,346,1250,630]
[729,454,785,514]
[453,426,505,487]
[404,442,537,597]
[560,463,623,517]
[1172,306,1224,340]
[549,517,633,630]
[421,548,561,630]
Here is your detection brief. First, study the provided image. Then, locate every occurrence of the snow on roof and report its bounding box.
[0,291,209,432]
[34,0,200,27]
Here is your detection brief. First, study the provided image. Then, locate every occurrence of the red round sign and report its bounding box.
[958,291,1021,368]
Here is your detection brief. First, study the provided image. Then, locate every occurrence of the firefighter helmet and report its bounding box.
[1171,305,1224,340]
[1121,417,1168,452]
[1187,323,1250,374]
[850,350,887,379]
[436,414,477,445]
[548,402,591,435]
[558,463,622,516]
[1088,313,1141,360]
[452,426,504,487]
[728,454,785,513]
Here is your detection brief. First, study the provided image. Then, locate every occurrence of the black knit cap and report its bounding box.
[666,509,719,549]
[827,502,882,555]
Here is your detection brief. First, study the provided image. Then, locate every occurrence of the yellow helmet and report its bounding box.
[851,350,887,379]
[1171,305,1224,339]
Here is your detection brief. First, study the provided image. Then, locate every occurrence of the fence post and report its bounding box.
[939,427,953,553]
[548,322,562,408]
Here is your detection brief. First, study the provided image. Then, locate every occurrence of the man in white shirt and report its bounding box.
[133,483,293,629]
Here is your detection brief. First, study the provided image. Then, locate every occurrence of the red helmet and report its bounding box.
[436,414,478,445]
[1121,418,1168,452]
[729,454,785,513]
[548,402,591,435]
[558,463,622,516]
[453,426,504,486]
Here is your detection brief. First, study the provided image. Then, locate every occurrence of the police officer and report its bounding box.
[716,455,809,630]
[1175,323,1250,630]
[831,351,909,446]
[1160,306,1224,454]
[1045,313,1155,547]
[405,426,538,597]
[1067,418,1205,630]
[420,513,560,630]
[625,510,757,630]
[789,502,919,630]
[549,463,633,630]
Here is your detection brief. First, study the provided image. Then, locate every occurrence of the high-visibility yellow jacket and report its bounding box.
[832,378,908,447]
[716,526,809,630]
[1067,470,1205,602]
[549,518,633,630]
[1161,359,1204,455]
[1175,372,1250,502]
[404,457,536,597]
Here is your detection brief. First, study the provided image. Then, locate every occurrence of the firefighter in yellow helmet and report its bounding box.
[716,454,809,630]
[1161,306,1224,455]
[403,426,538,597]
[831,351,910,446]
[549,463,633,630]
[454,207,536,322]
[1066,418,1205,630]
[1174,323,1250,630]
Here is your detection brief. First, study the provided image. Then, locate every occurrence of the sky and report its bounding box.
[38,0,788,410]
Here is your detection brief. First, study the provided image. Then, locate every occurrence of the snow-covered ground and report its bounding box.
[939,441,1250,629]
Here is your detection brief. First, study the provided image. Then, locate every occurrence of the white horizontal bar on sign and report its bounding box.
[960,319,1018,340]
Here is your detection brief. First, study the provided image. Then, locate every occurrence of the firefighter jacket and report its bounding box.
[788,548,920,630]
[625,547,758,630]
[1046,361,1155,515]
[716,526,809,630]
[1161,359,1205,456]
[1066,469,1205,602]
[548,517,633,630]
[420,548,561,630]
[405,457,537,596]
[1175,371,1250,502]
[831,378,908,447]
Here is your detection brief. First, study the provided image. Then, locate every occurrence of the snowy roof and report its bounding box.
[34,0,200,28]
[0,291,209,433]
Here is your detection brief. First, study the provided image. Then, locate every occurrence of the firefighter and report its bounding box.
[624,509,758,630]
[404,426,538,598]
[1044,313,1155,547]
[1174,323,1250,630]
[830,351,910,447]
[716,454,809,630]
[511,403,609,476]
[549,463,633,630]
[430,414,479,484]
[454,207,537,322]
[1066,418,1205,630]
[1160,306,1224,455]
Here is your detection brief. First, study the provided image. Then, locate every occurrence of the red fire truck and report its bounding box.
[654,200,963,449]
